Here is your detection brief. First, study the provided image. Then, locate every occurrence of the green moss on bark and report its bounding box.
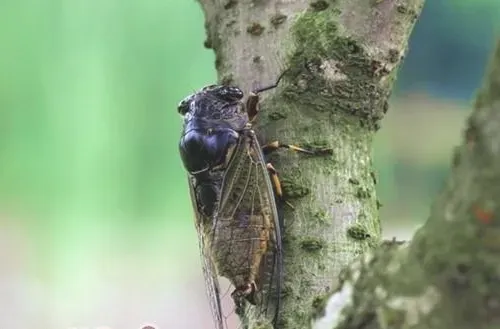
[283,7,391,129]
[270,13,287,27]
[223,0,237,10]
[356,187,371,199]
[347,225,371,240]
[349,178,360,185]
[247,22,265,36]
[312,209,328,224]
[252,322,273,329]
[268,111,287,120]
[311,293,331,320]
[310,0,329,11]
[281,176,311,199]
[300,237,326,252]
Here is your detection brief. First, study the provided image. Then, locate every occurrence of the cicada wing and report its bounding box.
[248,133,283,327]
[186,176,225,329]
[215,131,284,328]
[197,227,226,329]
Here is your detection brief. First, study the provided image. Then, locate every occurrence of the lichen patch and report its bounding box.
[312,282,354,329]
[320,59,348,82]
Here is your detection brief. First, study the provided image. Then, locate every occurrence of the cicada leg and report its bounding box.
[266,163,294,210]
[246,70,288,122]
[265,143,332,210]
[231,281,258,320]
[262,140,333,156]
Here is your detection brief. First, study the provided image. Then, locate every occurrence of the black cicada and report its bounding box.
[177,73,331,329]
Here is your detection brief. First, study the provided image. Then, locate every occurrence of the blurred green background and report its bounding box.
[0,1,498,328]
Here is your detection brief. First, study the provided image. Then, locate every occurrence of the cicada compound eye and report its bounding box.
[177,95,193,115]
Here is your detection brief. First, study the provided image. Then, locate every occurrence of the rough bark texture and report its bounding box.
[197,0,424,328]
[313,39,500,329]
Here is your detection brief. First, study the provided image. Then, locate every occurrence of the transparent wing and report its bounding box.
[187,176,225,329]
[211,130,283,329]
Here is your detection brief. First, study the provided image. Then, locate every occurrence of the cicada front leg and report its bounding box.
[266,163,294,210]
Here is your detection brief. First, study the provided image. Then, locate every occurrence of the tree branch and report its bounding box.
[197,0,424,328]
[313,39,500,329]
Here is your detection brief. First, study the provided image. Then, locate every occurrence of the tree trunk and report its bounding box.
[197,0,424,328]
[312,39,500,329]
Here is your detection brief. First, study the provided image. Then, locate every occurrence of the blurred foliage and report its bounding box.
[0,0,496,327]
[0,2,215,326]
[396,0,499,100]
[373,95,469,233]
[455,0,500,14]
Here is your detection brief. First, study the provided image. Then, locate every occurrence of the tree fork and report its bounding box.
[196,0,425,328]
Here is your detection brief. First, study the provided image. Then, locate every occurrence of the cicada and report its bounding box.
[177,73,331,329]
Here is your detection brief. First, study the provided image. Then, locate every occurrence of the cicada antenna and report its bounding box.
[252,69,289,94]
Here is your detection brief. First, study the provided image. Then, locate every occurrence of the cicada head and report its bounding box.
[177,84,246,175]
[177,84,246,122]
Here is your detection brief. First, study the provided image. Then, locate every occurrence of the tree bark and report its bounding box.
[312,39,500,329]
[197,0,424,328]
